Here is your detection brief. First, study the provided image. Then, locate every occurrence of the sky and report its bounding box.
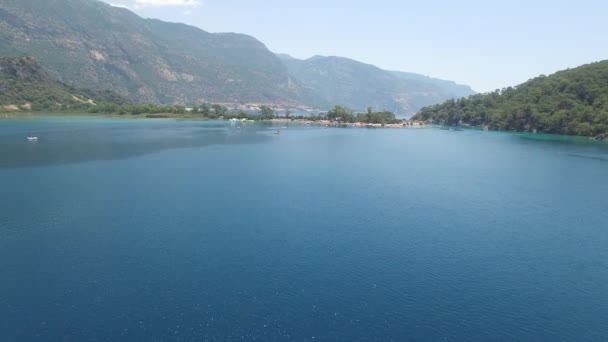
[103,0,608,92]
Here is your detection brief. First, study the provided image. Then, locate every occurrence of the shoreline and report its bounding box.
[2,112,607,141]
[267,118,426,129]
[0,111,427,127]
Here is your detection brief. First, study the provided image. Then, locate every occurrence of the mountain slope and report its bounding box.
[0,0,301,105]
[413,60,608,137]
[389,71,476,100]
[0,56,127,111]
[0,0,474,112]
[278,54,475,116]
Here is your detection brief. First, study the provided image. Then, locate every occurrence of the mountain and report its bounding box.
[0,0,474,114]
[0,0,301,105]
[389,71,476,100]
[0,56,127,111]
[413,60,608,137]
[278,54,475,116]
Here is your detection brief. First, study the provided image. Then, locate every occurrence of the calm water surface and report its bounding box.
[1,116,607,341]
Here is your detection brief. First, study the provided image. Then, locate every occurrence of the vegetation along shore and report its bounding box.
[413,60,608,140]
[2,56,607,138]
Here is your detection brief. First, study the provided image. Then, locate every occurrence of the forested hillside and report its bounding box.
[414,60,608,137]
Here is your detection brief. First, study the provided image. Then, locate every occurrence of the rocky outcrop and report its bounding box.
[592,133,608,141]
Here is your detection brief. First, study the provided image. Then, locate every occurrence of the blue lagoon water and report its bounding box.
[1,117,608,341]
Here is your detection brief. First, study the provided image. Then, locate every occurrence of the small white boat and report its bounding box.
[26,136,38,141]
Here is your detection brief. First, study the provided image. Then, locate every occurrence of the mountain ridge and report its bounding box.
[0,0,300,105]
[0,0,474,115]
[278,54,475,115]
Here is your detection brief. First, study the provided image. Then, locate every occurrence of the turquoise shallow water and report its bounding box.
[1,117,608,341]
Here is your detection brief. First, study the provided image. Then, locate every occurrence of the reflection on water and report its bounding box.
[0,117,270,168]
[560,152,608,161]
[511,132,608,160]
[513,132,596,144]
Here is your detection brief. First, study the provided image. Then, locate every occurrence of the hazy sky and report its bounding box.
[104,0,608,92]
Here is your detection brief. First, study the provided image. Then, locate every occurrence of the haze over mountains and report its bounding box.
[0,0,474,115]
[279,54,475,115]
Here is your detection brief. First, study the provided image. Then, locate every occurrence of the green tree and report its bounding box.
[212,104,228,117]
[328,106,354,122]
[260,105,275,119]
[199,103,211,117]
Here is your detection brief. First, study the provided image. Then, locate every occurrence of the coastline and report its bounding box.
[267,118,426,129]
[0,111,427,128]
[2,112,606,142]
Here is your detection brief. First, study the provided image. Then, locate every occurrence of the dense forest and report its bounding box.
[413,60,608,138]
